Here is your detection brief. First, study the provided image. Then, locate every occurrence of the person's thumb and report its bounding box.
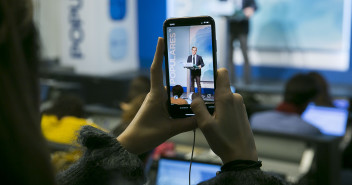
[190,94,212,127]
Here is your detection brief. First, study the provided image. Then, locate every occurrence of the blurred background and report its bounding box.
[32,0,352,184]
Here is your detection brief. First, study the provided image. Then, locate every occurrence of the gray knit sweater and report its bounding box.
[57,126,288,185]
[56,126,145,185]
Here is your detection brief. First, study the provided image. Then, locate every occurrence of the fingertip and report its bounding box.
[190,96,211,120]
[191,92,201,100]
[216,68,231,93]
[158,37,164,42]
[217,68,229,75]
[151,37,165,91]
[153,37,165,60]
[158,37,165,48]
[190,95,203,110]
[217,68,229,83]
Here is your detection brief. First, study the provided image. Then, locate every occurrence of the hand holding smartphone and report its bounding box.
[163,16,217,118]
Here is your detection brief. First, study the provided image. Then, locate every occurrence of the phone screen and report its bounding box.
[164,16,217,118]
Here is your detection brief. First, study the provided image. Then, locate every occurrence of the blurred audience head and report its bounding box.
[114,76,150,136]
[307,71,334,107]
[284,73,319,109]
[43,94,85,120]
[113,94,146,137]
[172,85,184,98]
[126,76,150,102]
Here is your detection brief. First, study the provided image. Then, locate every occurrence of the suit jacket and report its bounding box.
[187,54,204,76]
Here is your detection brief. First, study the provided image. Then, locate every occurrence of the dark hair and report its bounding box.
[43,94,85,119]
[0,1,40,72]
[172,85,184,98]
[126,76,150,102]
[0,0,56,184]
[192,46,197,50]
[284,74,319,106]
[307,72,333,107]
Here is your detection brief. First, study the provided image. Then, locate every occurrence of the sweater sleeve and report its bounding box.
[56,125,146,185]
[198,168,289,185]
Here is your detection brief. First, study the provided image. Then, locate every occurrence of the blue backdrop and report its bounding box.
[138,0,352,85]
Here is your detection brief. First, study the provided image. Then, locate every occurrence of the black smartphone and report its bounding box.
[163,16,217,118]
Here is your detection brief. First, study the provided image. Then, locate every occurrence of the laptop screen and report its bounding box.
[156,158,221,185]
[302,103,349,136]
[333,99,350,109]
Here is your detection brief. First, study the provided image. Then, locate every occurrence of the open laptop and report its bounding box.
[302,102,349,137]
[156,157,221,185]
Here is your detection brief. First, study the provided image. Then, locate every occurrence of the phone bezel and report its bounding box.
[163,16,217,118]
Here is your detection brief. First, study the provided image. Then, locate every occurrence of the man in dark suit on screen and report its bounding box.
[227,0,257,84]
[187,46,204,94]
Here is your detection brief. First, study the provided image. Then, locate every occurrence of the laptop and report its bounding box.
[302,103,349,136]
[333,98,350,109]
[156,157,221,185]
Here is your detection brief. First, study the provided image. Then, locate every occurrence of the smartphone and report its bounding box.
[163,16,217,118]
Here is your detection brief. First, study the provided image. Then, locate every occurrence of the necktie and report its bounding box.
[193,56,195,65]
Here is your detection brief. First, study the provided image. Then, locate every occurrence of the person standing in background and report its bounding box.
[227,0,257,84]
